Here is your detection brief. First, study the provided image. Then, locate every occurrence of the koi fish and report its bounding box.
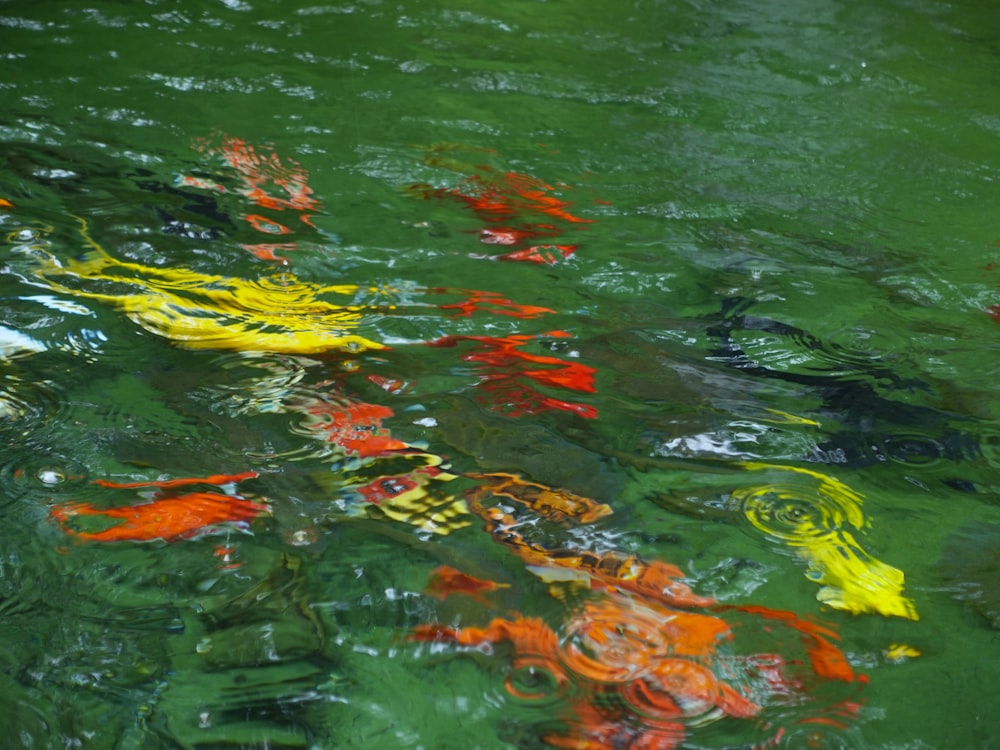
[21,218,386,354]
[51,471,267,543]
[194,134,320,214]
[429,331,598,418]
[465,472,611,525]
[714,603,859,683]
[185,134,321,264]
[21,220,562,356]
[294,398,410,457]
[464,474,716,610]
[410,171,593,226]
[432,288,556,319]
[345,458,470,535]
[496,244,577,265]
[51,492,268,542]
[426,565,509,603]
[407,151,597,266]
[733,462,918,620]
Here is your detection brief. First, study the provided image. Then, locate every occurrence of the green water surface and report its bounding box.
[1,0,999,748]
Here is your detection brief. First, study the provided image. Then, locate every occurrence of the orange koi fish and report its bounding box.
[52,471,266,543]
[51,492,268,543]
[466,472,612,525]
[496,244,577,265]
[407,153,597,266]
[183,134,322,263]
[714,603,861,684]
[415,573,863,749]
[429,331,598,419]
[410,171,592,226]
[292,397,410,458]
[426,565,509,603]
[432,288,556,319]
[193,134,319,214]
[412,600,759,749]
[431,332,596,392]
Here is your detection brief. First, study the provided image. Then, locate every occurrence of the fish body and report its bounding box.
[52,492,268,542]
[23,219,387,355]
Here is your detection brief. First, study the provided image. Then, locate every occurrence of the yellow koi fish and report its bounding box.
[731,462,917,620]
[22,218,387,355]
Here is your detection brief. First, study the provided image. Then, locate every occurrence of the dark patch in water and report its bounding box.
[939,522,1000,629]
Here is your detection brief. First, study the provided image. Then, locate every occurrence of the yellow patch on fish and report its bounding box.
[762,408,821,427]
[883,643,921,662]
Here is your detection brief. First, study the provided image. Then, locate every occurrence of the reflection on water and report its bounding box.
[2,0,1000,747]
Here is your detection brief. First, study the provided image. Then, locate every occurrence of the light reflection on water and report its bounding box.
[1,0,1000,747]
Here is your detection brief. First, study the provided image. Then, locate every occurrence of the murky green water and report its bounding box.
[2,0,999,747]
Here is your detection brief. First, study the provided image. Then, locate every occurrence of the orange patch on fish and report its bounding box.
[432,470,868,747]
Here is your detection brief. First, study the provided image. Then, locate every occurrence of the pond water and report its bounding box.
[1,0,999,747]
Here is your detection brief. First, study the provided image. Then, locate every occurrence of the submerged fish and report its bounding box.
[407,148,596,266]
[426,565,509,603]
[21,218,385,355]
[430,331,598,418]
[51,471,267,542]
[52,492,268,542]
[182,134,322,264]
[733,462,918,620]
[413,471,865,748]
